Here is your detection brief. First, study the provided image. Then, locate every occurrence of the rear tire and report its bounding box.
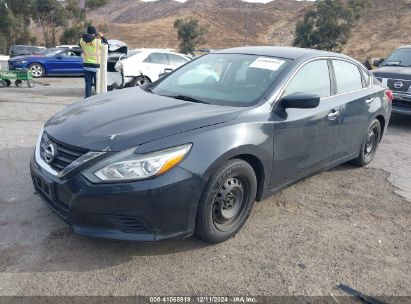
[15,80,22,87]
[27,80,35,88]
[195,159,257,243]
[351,119,381,167]
[5,79,11,87]
[0,80,6,88]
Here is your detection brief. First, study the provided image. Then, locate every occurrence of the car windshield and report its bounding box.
[383,49,411,67]
[38,48,59,55]
[45,50,64,57]
[151,53,290,107]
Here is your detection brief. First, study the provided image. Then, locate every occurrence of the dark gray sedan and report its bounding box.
[30,47,392,243]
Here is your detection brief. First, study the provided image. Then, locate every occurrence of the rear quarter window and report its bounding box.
[360,69,371,88]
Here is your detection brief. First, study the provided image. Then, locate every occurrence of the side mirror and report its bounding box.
[56,55,63,59]
[159,68,173,79]
[281,92,320,109]
[373,59,383,67]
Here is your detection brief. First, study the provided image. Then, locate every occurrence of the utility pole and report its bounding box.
[51,10,56,47]
[243,17,248,46]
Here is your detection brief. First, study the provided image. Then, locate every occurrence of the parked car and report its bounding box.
[56,45,79,49]
[30,46,392,243]
[9,45,46,58]
[8,48,83,77]
[372,45,411,115]
[109,49,191,89]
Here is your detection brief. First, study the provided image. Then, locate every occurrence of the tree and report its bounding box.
[293,0,370,52]
[174,18,207,55]
[0,0,34,53]
[31,0,68,47]
[60,0,87,45]
[85,0,108,9]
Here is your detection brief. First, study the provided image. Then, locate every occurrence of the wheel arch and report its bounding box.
[232,154,265,202]
[375,114,386,140]
[201,146,270,203]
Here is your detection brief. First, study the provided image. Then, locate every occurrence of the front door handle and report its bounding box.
[365,98,373,104]
[328,111,340,120]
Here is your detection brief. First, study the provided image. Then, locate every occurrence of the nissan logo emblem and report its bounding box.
[394,81,404,89]
[43,143,58,164]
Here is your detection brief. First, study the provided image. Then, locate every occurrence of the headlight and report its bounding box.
[16,60,27,65]
[115,61,122,72]
[83,144,192,182]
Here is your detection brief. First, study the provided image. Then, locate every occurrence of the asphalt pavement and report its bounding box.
[0,78,410,297]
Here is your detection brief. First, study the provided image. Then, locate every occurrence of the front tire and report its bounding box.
[131,75,150,87]
[28,63,45,78]
[351,119,382,167]
[195,159,257,243]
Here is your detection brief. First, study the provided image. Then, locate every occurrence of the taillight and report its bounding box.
[385,89,393,103]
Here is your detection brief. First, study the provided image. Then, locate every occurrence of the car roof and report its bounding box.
[130,48,188,57]
[214,46,348,60]
[398,45,411,50]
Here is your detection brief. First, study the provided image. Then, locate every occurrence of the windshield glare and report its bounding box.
[152,53,290,106]
[46,50,64,57]
[383,49,411,67]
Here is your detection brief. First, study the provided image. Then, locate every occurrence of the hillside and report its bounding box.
[87,0,411,59]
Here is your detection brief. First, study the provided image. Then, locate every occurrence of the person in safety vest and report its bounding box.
[79,25,108,98]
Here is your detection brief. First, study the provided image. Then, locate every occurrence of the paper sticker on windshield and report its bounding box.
[249,57,285,71]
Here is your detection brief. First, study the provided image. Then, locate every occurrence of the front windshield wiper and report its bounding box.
[168,95,209,104]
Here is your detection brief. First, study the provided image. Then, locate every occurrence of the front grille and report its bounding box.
[32,176,69,218]
[40,132,89,173]
[105,215,150,234]
[387,78,411,92]
[392,99,411,108]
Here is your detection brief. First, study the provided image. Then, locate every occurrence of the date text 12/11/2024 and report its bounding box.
[149,296,258,303]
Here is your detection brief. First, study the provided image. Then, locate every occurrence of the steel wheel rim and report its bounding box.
[365,126,378,157]
[212,177,248,231]
[30,65,42,77]
[135,77,146,86]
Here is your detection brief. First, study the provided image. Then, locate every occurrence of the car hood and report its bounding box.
[372,66,411,80]
[10,55,44,61]
[44,88,242,151]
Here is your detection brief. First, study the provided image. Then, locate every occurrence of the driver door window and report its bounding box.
[284,60,331,98]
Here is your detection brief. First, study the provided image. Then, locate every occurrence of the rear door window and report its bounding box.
[333,60,363,93]
[144,53,170,65]
[168,54,189,66]
[284,60,331,98]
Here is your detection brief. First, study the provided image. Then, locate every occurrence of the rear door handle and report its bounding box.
[328,111,340,120]
[365,98,373,104]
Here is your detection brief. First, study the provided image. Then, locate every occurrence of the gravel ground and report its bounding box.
[0,78,410,297]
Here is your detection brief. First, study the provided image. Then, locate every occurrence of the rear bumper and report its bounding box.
[30,153,204,241]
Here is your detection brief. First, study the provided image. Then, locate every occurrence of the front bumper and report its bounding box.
[30,153,204,241]
[392,92,411,115]
[8,62,26,70]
